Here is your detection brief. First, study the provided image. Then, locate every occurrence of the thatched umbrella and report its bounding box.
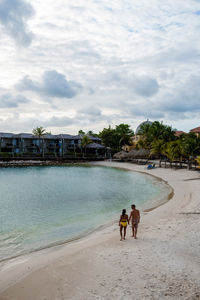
[113,151,128,160]
[126,149,150,159]
[113,149,150,160]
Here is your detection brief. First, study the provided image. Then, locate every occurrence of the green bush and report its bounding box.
[0,152,12,157]
[64,152,76,156]
[45,152,55,156]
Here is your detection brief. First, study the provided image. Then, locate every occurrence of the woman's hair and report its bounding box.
[122,209,126,216]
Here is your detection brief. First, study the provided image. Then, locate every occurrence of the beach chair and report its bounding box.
[147,163,155,170]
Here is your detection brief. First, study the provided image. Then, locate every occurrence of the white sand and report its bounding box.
[0,161,200,300]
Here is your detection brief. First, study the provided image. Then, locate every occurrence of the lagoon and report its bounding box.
[0,165,169,261]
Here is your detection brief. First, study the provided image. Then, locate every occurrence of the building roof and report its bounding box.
[78,134,101,142]
[175,131,187,137]
[0,132,15,138]
[88,135,101,142]
[190,126,200,133]
[0,132,102,143]
[135,119,153,134]
[86,143,105,149]
[60,134,75,140]
[18,133,34,139]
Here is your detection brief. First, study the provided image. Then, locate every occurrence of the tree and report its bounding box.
[99,124,134,152]
[115,124,134,147]
[32,126,47,137]
[150,139,166,167]
[181,133,200,158]
[78,130,85,135]
[32,126,47,157]
[137,121,176,153]
[81,135,92,155]
[163,140,184,167]
[99,126,119,150]
[87,130,99,137]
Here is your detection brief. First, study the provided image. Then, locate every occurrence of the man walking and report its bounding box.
[129,204,140,239]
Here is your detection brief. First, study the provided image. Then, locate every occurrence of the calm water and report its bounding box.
[0,166,169,261]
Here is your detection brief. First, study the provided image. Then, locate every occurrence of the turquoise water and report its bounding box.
[0,166,169,261]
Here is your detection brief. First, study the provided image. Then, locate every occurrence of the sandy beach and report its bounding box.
[0,161,200,300]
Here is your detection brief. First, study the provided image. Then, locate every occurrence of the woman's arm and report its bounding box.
[127,214,130,225]
[119,215,122,226]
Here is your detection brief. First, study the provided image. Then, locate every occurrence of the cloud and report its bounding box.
[0,0,34,47]
[0,93,29,108]
[0,114,76,132]
[158,75,200,113]
[1,0,200,133]
[109,73,160,97]
[78,107,102,116]
[125,74,200,121]
[43,116,75,127]
[16,70,82,99]
[130,75,160,97]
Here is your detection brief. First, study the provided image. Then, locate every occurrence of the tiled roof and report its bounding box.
[190,126,200,133]
[175,131,187,137]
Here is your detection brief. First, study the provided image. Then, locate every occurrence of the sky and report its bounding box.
[0,0,200,135]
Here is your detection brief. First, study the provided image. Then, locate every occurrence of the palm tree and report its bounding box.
[78,129,85,135]
[150,139,166,167]
[81,135,92,156]
[115,124,133,148]
[163,140,183,168]
[32,127,47,136]
[32,127,47,157]
[138,121,175,150]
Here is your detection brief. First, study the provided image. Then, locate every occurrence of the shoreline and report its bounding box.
[0,160,91,167]
[0,161,200,299]
[0,163,171,265]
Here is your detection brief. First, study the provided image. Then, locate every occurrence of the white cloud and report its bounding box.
[16,70,82,99]
[0,0,34,46]
[0,93,29,108]
[0,0,200,133]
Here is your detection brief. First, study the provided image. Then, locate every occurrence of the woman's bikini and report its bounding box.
[120,215,128,227]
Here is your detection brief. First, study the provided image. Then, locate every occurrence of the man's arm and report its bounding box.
[128,211,132,223]
[138,210,140,223]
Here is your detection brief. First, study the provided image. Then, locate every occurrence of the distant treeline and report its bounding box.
[79,121,200,163]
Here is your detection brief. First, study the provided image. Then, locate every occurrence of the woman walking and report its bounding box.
[119,209,129,241]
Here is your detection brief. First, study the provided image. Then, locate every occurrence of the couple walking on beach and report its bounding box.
[119,204,140,241]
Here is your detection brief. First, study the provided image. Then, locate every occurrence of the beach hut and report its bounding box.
[85,142,106,157]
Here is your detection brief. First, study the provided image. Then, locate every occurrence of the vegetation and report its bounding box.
[135,121,200,166]
[78,130,99,137]
[32,126,48,137]
[32,126,48,157]
[26,122,200,165]
[78,130,85,135]
[99,124,133,153]
[137,121,175,149]
[81,135,92,154]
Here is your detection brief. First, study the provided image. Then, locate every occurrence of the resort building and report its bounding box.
[174,131,187,137]
[122,119,153,152]
[0,133,107,159]
[190,126,200,137]
[134,119,153,142]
